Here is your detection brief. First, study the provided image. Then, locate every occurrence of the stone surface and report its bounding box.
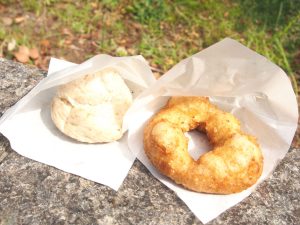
[0,58,45,116]
[0,150,198,225]
[0,59,299,225]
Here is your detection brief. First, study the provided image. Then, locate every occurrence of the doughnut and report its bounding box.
[143,96,263,194]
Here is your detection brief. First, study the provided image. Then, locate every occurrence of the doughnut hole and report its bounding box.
[185,129,212,161]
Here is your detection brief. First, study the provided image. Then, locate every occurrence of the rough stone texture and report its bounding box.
[0,150,198,225]
[0,59,299,225]
[0,58,45,116]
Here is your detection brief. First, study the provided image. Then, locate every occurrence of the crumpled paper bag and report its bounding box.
[127,38,298,223]
[0,55,156,191]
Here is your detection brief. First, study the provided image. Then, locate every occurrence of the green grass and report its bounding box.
[235,0,300,92]
[125,0,300,92]
[0,0,299,92]
[126,0,172,24]
[0,26,6,40]
[50,3,96,34]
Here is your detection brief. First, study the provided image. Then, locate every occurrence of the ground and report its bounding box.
[0,0,300,145]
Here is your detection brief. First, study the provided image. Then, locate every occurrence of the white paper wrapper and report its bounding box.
[0,55,156,191]
[127,38,298,223]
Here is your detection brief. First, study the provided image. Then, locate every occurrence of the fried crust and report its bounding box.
[143,96,263,194]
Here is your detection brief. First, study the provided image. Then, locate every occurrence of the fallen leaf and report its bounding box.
[35,56,50,71]
[40,39,50,49]
[62,28,73,36]
[90,2,98,9]
[91,31,100,40]
[160,23,164,29]
[18,45,30,55]
[14,16,27,24]
[80,34,91,39]
[91,41,98,47]
[78,38,85,45]
[40,56,51,71]
[127,48,136,55]
[64,39,73,45]
[2,17,13,26]
[117,39,126,45]
[69,45,82,51]
[56,3,67,9]
[14,51,29,63]
[7,39,16,51]
[13,45,31,63]
[40,39,50,55]
[34,57,41,66]
[58,39,65,47]
[29,47,39,59]
[151,62,158,67]
[132,22,142,30]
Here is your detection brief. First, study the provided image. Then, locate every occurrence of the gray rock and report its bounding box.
[0,59,299,225]
[0,58,45,116]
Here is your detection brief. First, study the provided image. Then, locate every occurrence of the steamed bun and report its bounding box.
[51,69,132,143]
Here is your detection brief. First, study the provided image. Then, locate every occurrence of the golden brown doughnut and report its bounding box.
[143,96,263,194]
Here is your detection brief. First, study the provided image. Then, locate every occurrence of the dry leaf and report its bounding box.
[14,45,30,63]
[91,41,98,48]
[29,47,39,59]
[18,46,30,55]
[41,56,51,70]
[14,52,29,63]
[34,57,41,66]
[78,38,85,45]
[64,39,72,45]
[2,17,13,26]
[62,28,73,36]
[14,16,27,24]
[69,45,82,51]
[90,2,98,9]
[127,48,136,55]
[132,22,142,30]
[117,39,126,45]
[40,39,50,49]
